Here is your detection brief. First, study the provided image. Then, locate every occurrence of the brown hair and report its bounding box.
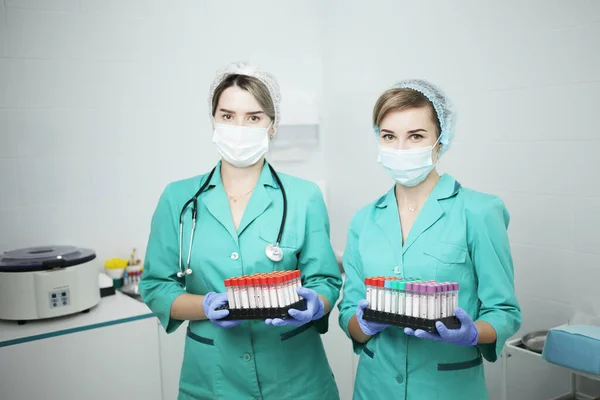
[211,74,275,122]
[372,88,441,136]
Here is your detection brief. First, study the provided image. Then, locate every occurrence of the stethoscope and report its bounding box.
[177,163,288,278]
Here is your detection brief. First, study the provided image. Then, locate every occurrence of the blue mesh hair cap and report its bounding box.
[376,79,457,156]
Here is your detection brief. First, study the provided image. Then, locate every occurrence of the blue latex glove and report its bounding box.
[404,307,478,346]
[356,299,389,336]
[203,292,243,329]
[265,287,325,327]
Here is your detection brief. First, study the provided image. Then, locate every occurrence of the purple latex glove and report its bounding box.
[203,292,243,329]
[404,307,478,346]
[356,299,389,336]
[265,287,325,327]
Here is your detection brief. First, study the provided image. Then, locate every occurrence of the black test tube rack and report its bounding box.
[215,299,308,320]
[363,308,461,333]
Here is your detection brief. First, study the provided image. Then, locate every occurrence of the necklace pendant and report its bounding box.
[408,206,415,212]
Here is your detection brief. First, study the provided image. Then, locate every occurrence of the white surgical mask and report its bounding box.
[212,122,271,168]
[377,139,440,187]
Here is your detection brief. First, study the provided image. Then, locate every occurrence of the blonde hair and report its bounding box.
[373,88,441,136]
[211,74,275,122]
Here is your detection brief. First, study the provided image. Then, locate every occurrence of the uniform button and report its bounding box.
[393,266,401,275]
[243,353,251,361]
[396,375,404,384]
[231,252,239,260]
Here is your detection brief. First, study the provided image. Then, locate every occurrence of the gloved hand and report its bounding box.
[356,299,389,336]
[404,307,478,346]
[203,292,243,329]
[265,287,325,327]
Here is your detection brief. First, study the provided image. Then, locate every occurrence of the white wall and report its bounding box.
[2,1,600,399]
[321,1,600,398]
[0,1,354,399]
[0,0,326,261]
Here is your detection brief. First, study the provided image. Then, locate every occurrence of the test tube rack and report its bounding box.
[215,298,307,320]
[363,308,461,333]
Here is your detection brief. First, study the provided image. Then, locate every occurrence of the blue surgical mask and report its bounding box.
[377,139,439,187]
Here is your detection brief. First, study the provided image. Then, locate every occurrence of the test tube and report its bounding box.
[433,284,441,319]
[440,282,448,318]
[239,277,250,309]
[225,279,236,309]
[276,275,286,307]
[384,280,392,313]
[287,272,294,305]
[295,270,302,289]
[292,269,302,301]
[365,278,373,309]
[232,278,241,309]
[253,276,263,308]
[376,279,385,312]
[426,284,436,319]
[261,275,271,308]
[280,272,290,305]
[452,283,459,314]
[419,284,427,319]
[247,277,257,309]
[291,271,298,302]
[405,282,413,317]
[268,275,279,308]
[370,278,378,311]
[284,272,292,306]
[398,281,406,315]
[390,281,398,314]
[412,283,421,318]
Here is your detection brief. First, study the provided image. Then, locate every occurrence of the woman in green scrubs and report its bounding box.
[140,62,342,400]
[338,79,522,400]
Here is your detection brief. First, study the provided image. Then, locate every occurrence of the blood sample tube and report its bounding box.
[384,280,392,313]
[440,282,448,318]
[247,276,257,309]
[293,271,300,302]
[412,283,421,318]
[232,278,241,310]
[239,277,250,309]
[261,275,271,308]
[253,276,263,308]
[276,275,286,307]
[453,283,459,314]
[376,279,385,312]
[225,278,236,309]
[364,278,372,308]
[390,281,398,314]
[368,278,377,310]
[268,275,279,308]
[419,284,428,319]
[398,281,406,315]
[426,284,436,319]
[405,282,413,317]
[288,271,297,304]
[283,272,291,306]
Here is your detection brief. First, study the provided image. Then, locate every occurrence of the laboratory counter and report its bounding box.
[0,291,154,348]
[0,291,165,400]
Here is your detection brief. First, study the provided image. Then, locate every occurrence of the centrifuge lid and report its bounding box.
[0,246,96,273]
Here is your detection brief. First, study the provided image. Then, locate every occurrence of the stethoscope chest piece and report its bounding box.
[265,243,283,262]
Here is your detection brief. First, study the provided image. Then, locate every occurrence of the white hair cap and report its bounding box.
[208,61,281,130]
